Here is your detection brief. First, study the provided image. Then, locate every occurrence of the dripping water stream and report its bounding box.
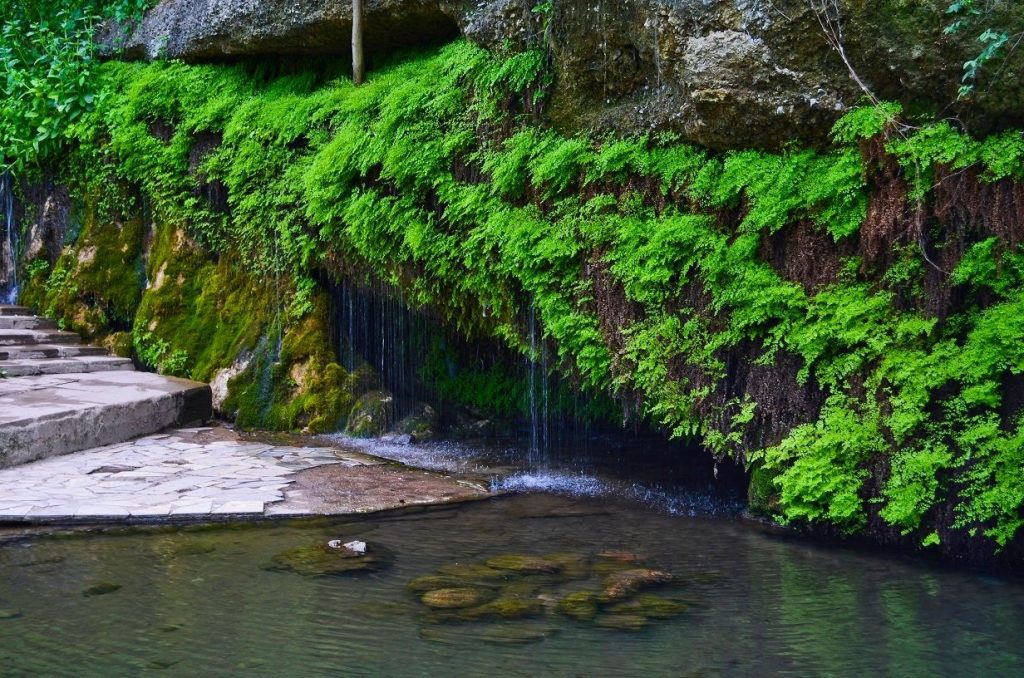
[1,171,17,304]
[325,283,745,515]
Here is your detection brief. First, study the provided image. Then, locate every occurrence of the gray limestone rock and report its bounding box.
[101,0,1024,149]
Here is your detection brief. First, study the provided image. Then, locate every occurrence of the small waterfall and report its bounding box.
[525,302,550,468]
[527,305,539,462]
[1,171,17,305]
[332,276,424,426]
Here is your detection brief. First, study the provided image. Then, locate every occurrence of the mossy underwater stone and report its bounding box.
[268,541,391,577]
[481,623,560,645]
[345,390,393,438]
[484,554,563,574]
[594,613,650,631]
[606,593,687,619]
[407,574,481,594]
[543,552,590,579]
[555,590,599,621]
[421,587,493,609]
[83,582,122,597]
[601,568,675,601]
[436,562,510,582]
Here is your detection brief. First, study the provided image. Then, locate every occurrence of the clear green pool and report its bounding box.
[1,493,1022,676]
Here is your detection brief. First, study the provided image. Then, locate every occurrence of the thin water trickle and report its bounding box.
[331,276,430,425]
[527,305,539,463]
[600,0,608,104]
[1,171,17,305]
[653,11,663,91]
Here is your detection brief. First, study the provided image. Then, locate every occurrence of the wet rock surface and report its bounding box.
[345,390,394,438]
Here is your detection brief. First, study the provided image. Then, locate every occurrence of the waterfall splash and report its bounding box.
[1,171,17,304]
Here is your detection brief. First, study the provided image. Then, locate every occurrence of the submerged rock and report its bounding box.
[555,591,599,621]
[267,541,391,576]
[436,562,510,582]
[421,587,493,609]
[606,593,687,619]
[484,554,563,574]
[601,568,675,601]
[163,538,217,558]
[407,574,486,594]
[83,582,122,597]
[481,623,560,645]
[413,551,689,634]
[594,613,649,631]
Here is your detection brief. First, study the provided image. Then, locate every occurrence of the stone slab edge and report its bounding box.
[0,384,211,469]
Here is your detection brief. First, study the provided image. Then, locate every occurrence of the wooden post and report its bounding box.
[352,0,365,85]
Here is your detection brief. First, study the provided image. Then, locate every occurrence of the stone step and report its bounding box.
[0,356,134,378]
[0,305,30,316]
[0,371,212,468]
[0,329,82,346]
[0,316,58,330]
[0,344,108,360]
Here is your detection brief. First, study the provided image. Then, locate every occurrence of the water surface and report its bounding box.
[1,493,1022,677]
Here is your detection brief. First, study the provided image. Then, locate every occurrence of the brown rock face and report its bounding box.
[102,0,1024,148]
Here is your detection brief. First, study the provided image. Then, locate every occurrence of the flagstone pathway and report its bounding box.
[0,425,488,523]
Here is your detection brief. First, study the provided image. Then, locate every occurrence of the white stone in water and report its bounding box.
[344,540,367,554]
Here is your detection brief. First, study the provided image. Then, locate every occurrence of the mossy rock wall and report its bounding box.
[14,40,1024,564]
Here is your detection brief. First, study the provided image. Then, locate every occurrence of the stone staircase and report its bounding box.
[0,305,134,377]
[0,305,212,469]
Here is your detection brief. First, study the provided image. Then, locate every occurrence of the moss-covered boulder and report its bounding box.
[20,190,144,342]
[267,541,392,577]
[421,587,493,609]
[345,390,394,438]
[555,591,599,621]
[484,554,564,575]
[394,402,438,441]
[601,569,675,602]
[226,295,357,433]
[594,613,649,631]
[606,593,687,619]
[82,582,122,597]
[747,462,781,516]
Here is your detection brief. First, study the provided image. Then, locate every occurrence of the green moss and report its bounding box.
[226,295,355,433]
[27,192,143,340]
[20,37,1024,552]
[747,462,781,517]
[132,221,271,381]
[345,390,393,438]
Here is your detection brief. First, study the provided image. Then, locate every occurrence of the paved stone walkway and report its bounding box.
[0,426,487,522]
